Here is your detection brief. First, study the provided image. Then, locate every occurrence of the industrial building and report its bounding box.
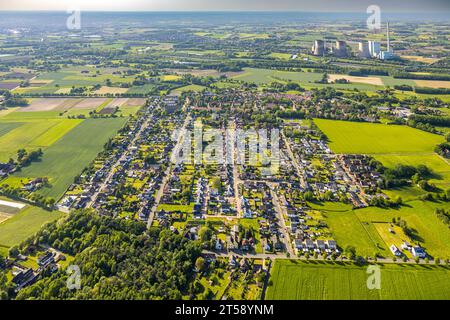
[333,40,348,57]
[368,40,381,58]
[358,42,371,58]
[378,22,397,60]
[311,40,325,56]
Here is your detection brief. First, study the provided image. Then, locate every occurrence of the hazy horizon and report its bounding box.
[0,0,449,13]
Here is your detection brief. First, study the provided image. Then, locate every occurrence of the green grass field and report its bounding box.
[0,205,63,249]
[232,68,382,91]
[267,260,450,300]
[171,84,206,95]
[232,68,323,85]
[12,67,138,94]
[12,118,127,200]
[314,119,444,155]
[374,154,450,189]
[319,200,450,259]
[0,122,22,138]
[0,119,69,161]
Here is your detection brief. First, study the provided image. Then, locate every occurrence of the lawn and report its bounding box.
[266,260,450,300]
[314,119,444,155]
[325,207,389,257]
[0,205,63,249]
[157,203,194,213]
[127,83,156,94]
[312,200,450,259]
[12,118,127,200]
[374,154,450,189]
[171,84,206,95]
[356,201,450,259]
[239,218,263,253]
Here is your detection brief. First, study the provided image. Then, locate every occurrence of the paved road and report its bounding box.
[281,131,307,188]
[269,185,295,257]
[146,114,191,228]
[203,250,445,266]
[87,112,152,208]
[87,112,150,208]
[230,124,243,216]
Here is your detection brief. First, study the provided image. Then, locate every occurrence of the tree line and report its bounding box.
[13,210,202,300]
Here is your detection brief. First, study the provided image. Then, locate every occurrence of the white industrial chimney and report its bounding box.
[387,22,391,52]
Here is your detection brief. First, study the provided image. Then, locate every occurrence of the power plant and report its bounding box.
[333,40,348,57]
[368,40,381,58]
[311,40,325,56]
[358,41,371,58]
[312,39,348,57]
[357,22,397,60]
[378,22,396,60]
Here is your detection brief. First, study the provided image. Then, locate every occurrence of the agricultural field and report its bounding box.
[0,119,80,161]
[269,52,294,60]
[10,118,127,199]
[401,55,441,64]
[318,200,450,259]
[328,74,384,86]
[230,68,437,93]
[0,97,143,161]
[0,204,63,250]
[314,119,444,155]
[0,198,25,224]
[267,260,450,300]
[232,68,323,85]
[414,80,450,89]
[11,67,137,94]
[0,122,22,137]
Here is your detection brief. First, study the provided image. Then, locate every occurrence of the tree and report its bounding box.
[303,191,315,201]
[17,149,27,162]
[345,245,356,260]
[15,211,202,300]
[198,226,213,243]
[210,177,222,192]
[9,246,19,258]
[195,257,206,272]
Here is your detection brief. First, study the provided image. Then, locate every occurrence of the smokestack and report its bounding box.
[387,22,390,52]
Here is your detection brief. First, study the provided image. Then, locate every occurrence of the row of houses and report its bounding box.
[294,239,338,255]
[0,162,15,178]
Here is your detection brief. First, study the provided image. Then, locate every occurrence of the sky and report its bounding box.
[0,0,449,13]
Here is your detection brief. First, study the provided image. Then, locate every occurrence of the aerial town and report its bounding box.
[0,5,449,303]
